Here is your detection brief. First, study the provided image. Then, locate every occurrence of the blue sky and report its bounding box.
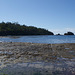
[0,0,75,34]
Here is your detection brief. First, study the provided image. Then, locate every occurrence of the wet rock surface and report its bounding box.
[0,42,75,63]
[0,42,75,75]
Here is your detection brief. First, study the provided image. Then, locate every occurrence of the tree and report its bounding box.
[0,22,54,35]
[64,32,74,35]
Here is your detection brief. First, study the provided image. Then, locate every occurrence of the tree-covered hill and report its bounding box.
[0,22,54,36]
[64,32,74,35]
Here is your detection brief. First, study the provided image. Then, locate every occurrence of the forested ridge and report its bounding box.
[0,22,54,35]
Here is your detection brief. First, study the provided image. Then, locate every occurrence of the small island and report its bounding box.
[64,32,74,35]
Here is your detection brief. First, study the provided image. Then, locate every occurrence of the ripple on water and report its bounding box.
[0,61,75,75]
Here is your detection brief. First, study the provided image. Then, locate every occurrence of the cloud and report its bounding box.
[66,28,75,31]
[49,28,75,35]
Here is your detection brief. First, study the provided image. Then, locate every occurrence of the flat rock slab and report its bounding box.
[0,42,75,64]
[0,42,75,75]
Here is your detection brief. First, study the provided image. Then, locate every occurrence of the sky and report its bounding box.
[0,0,75,34]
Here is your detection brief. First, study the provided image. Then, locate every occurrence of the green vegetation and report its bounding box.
[0,22,54,36]
[0,22,74,36]
[64,32,74,35]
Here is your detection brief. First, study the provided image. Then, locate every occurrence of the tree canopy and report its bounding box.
[64,32,74,35]
[0,22,54,36]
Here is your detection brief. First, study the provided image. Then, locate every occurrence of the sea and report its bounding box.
[0,35,75,43]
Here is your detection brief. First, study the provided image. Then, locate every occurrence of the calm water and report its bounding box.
[0,35,75,43]
[1,61,75,75]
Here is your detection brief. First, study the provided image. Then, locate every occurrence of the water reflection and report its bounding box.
[9,36,21,39]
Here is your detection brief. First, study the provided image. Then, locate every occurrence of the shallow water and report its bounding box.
[0,60,75,75]
[0,35,75,43]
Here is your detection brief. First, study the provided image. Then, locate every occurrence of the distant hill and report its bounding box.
[0,22,54,36]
